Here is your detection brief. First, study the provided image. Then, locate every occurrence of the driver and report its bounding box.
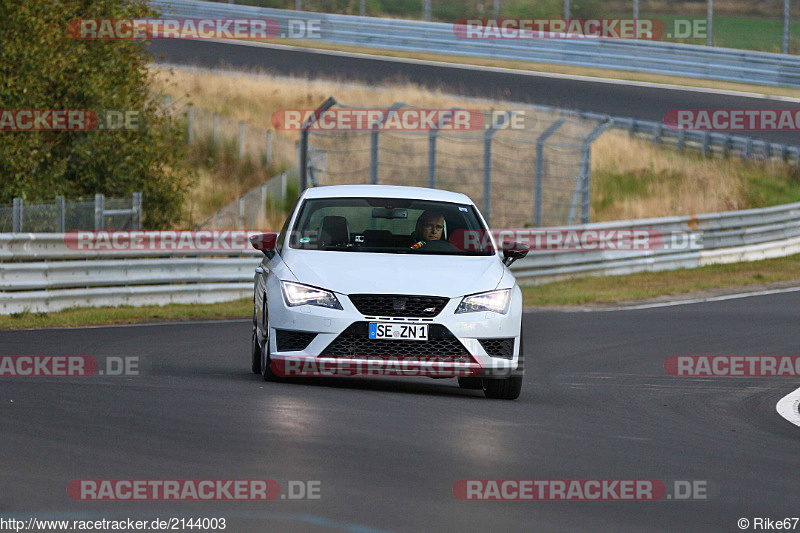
[411,210,445,249]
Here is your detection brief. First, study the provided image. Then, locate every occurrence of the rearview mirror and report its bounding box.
[250,232,278,258]
[503,242,529,266]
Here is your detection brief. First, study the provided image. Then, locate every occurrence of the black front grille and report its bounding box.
[321,322,469,357]
[275,330,317,352]
[479,338,515,359]
[348,294,449,317]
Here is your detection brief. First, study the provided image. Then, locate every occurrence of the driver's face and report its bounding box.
[420,216,444,242]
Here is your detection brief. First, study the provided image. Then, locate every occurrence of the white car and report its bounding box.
[249,185,528,399]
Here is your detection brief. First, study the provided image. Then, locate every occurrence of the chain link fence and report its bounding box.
[196,169,299,230]
[0,194,142,233]
[300,101,608,228]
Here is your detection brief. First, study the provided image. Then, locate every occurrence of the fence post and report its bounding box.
[260,183,268,226]
[281,172,287,203]
[423,0,431,21]
[132,192,142,230]
[707,0,713,47]
[12,198,22,233]
[360,0,365,17]
[57,195,65,232]
[299,97,336,195]
[493,0,499,18]
[213,113,219,146]
[579,120,612,225]
[428,130,437,189]
[534,119,566,227]
[94,194,105,230]
[784,0,791,54]
[564,0,569,19]
[266,130,273,163]
[187,105,194,144]
[370,127,380,185]
[633,0,639,19]
[238,197,245,228]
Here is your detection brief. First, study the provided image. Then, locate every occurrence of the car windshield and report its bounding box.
[287,197,495,255]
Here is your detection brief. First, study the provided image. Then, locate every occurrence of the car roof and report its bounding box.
[301,184,474,205]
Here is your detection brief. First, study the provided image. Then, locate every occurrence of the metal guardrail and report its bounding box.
[1,201,799,313]
[151,0,800,88]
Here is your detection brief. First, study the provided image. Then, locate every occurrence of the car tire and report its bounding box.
[457,377,483,389]
[482,328,524,400]
[251,311,261,374]
[260,304,281,382]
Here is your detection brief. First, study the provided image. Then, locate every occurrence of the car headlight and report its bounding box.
[281,281,343,310]
[455,289,511,314]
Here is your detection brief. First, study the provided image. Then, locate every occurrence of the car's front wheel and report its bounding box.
[259,305,281,382]
[251,312,261,374]
[482,329,524,400]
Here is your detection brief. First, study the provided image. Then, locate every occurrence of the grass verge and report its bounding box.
[0,299,251,330]
[521,252,800,306]
[3,253,799,329]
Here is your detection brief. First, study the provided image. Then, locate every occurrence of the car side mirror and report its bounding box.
[502,242,529,267]
[250,232,278,259]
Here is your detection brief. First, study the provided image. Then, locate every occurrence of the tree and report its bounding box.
[0,0,193,228]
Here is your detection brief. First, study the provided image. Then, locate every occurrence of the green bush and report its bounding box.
[0,0,193,228]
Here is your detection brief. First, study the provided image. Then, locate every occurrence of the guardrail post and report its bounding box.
[534,119,566,227]
[94,194,105,230]
[564,0,570,19]
[238,121,245,160]
[56,195,65,233]
[360,0,365,17]
[764,142,772,159]
[132,192,142,230]
[281,172,287,202]
[677,130,685,152]
[628,119,636,137]
[213,113,219,146]
[745,137,753,159]
[428,129,437,189]
[493,0,499,18]
[423,0,431,21]
[12,198,22,233]
[266,130,273,163]
[702,132,710,157]
[187,105,194,144]
[653,123,662,145]
[238,197,245,228]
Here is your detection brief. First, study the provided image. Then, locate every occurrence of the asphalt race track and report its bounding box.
[149,39,800,146]
[1,291,799,532]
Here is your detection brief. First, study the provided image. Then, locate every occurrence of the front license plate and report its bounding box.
[369,322,428,341]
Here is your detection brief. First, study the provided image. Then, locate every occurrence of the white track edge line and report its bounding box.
[777,386,800,427]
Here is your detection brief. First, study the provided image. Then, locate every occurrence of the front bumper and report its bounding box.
[267,287,523,378]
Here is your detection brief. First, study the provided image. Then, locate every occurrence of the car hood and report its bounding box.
[282,250,505,298]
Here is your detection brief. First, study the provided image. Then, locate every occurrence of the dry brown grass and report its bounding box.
[151,65,797,225]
